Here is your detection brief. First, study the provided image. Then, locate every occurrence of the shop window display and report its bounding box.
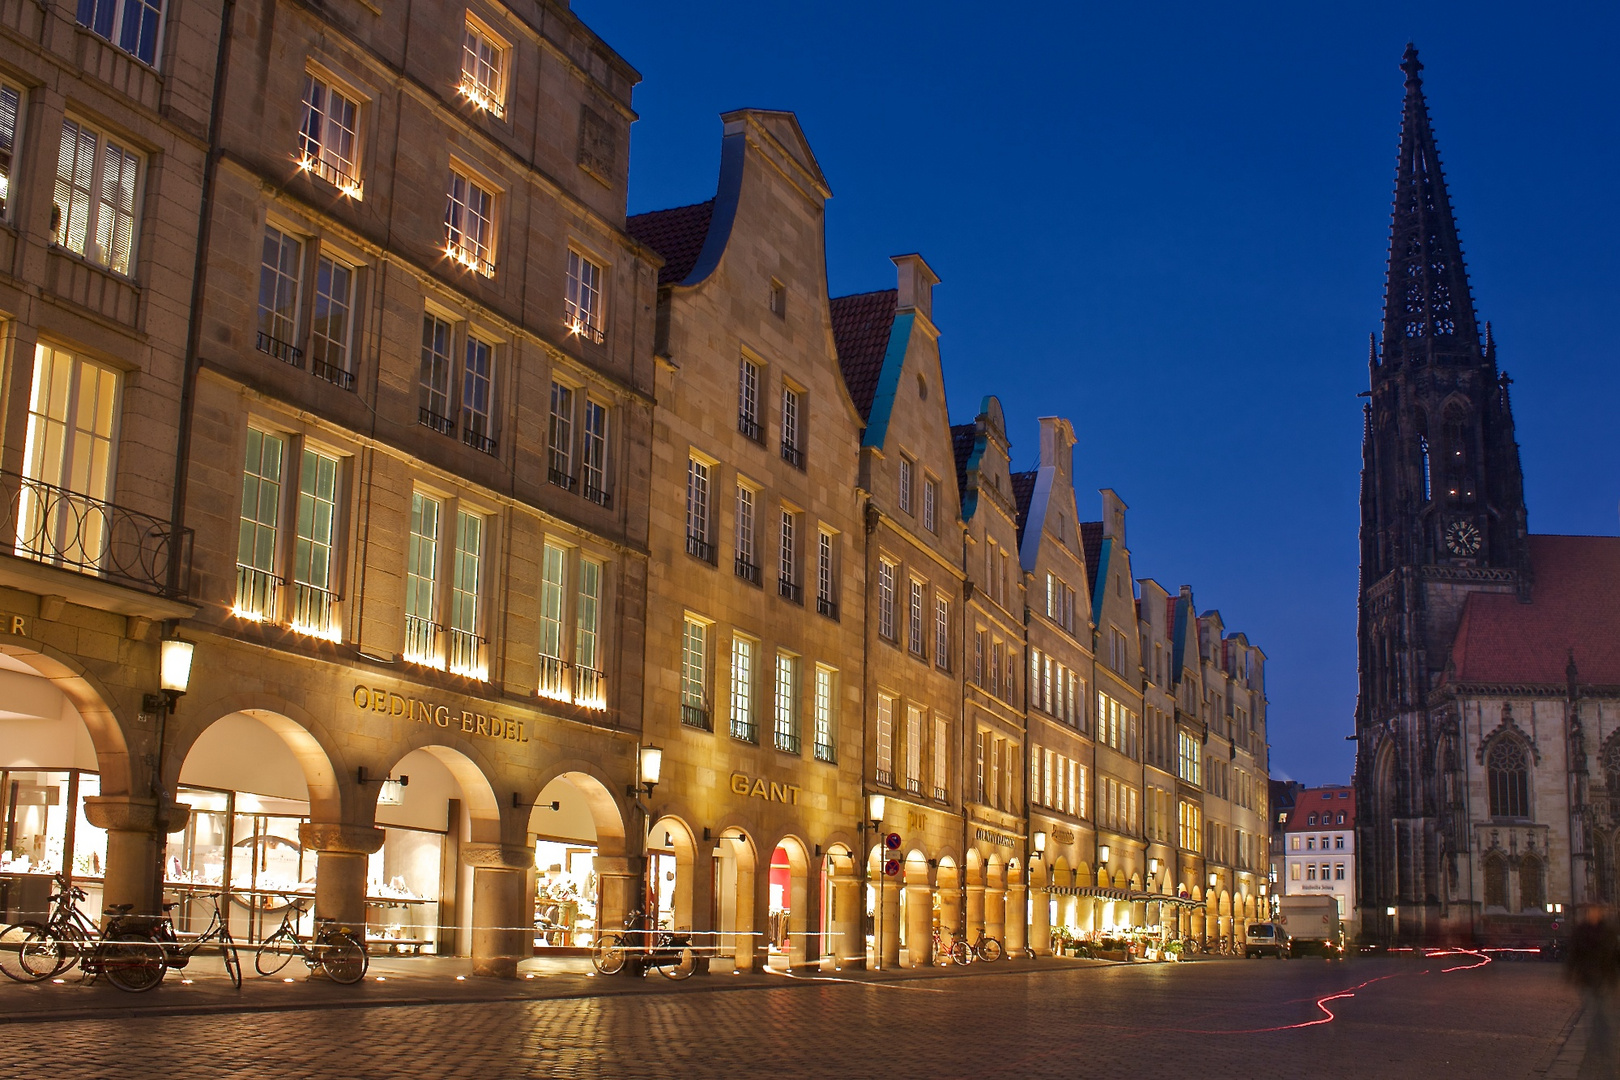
[534,840,596,948]
[164,784,315,943]
[1,769,107,922]
[366,827,443,955]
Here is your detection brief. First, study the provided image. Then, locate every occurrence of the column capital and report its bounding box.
[461,843,533,870]
[84,795,190,835]
[299,823,385,855]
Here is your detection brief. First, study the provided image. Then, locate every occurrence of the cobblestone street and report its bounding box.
[0,956,1583,1079]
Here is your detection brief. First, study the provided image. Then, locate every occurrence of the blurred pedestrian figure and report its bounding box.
[1567,905,1620,1077]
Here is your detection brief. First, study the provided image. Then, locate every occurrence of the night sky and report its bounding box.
[571,0,1620,786]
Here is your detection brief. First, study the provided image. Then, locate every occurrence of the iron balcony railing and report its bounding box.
[736,412,761,442]
[730,716,757,744]
[680,702,711,731]
[816,595,839,620]
[933,785,948,803]
[905,776,922,795]
[734,556,760,585]
[447,627,485,677]
[289,580,339,637]
[418,408,455,436]
[537,654,570,700]
[256,331,303,368]
[778,577,801,604]
[548,465,576,492]
[685,533,714,563]
[573,664,605,708]
[780,440,804,469]
[5,472,192,597]
[583,481,612,509]
[774,730,801,755]
[462,427,498,456]
[311,358,356,390]
[402,613,440,665]
[875,768,893,788]
[813,742,836,764]
[234,563,278,620]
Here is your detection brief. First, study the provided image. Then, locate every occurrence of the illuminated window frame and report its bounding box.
[459,15,509,118]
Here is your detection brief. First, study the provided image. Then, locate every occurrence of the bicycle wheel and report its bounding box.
[99,937,167,993]
[949,939,971,966]
[979,937,1003,962]
[318,932,367,985]
[657,945,696,981]
[220,936,243,989]
[591,933,626,975]
[255,933,296,977]
[0,923,55,983]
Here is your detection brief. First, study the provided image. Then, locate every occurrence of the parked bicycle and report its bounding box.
[150,892,242,989]
[931,927,963,965]
[964,928,1003,962]
[0,876,168,992]
[252,900,368,984]
[591,909,695,979]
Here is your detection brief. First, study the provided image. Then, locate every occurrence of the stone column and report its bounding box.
[904,883,932,967]
[83,795,190,914]
[1005,881,1026,954]
[878,876,901,968]
[965,881,986,938]
[299,823,384,927]
[985,884,1005,947]
[940,883,963,941]
[462,844,533,978]
[831,869,863,968]
[789,861,819,971]
[1030,885,1051,956]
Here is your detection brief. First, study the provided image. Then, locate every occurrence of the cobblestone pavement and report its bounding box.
[0,955,1581,1079]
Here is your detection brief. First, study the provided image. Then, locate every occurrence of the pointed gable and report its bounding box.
[830,289,899,422]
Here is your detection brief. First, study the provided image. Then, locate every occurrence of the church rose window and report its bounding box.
[1486,736,1529,819]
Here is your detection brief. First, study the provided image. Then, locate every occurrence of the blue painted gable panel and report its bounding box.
[860,311,917,450]
[1171,595,1190,684]
[1090,537,1112,628]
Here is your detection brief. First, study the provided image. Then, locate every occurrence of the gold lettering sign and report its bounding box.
[906,811,927,832]
[352,685,529,744]
[728,772,799,805]
[4,614,26,635]
[1052,827,1076,845]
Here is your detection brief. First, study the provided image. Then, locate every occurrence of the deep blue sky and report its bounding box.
[573,1,1620,786]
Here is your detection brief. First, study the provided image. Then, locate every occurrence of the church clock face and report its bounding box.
[1444,519,1481,557]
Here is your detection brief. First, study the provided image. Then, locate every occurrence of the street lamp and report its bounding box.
[630,745,662,797]
[867,793,888,971]
[1032,830,1047,862]
[1099,844,1110,866]
[1208,872,1218,888]
[868,793,886,831]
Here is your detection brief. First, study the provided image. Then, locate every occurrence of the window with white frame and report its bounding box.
[290,448,341,640]
[922,476,937,533]
[737,356,761,441]
[932,714,948,801]
[934,597,949,670]
[907,579,925,656]
[20,349,122,572]
[537,541,568,701]
[547,382,574,489]
[780,385,804,467]
[877,559,897,641]
[875,693,894,784]
[734,482,758,583]
[459,15,508,117]
[309,255,356,387]
[975,732,986,804]
[447,510,486,678]
[53,117,139,275]
[257,226,303,364]
[773,652,798,753]
[404,492,442,666]
[680,617,709,728]
[778,508,800,602]
[582,400,610,506]
[564,250,604,342]
[76,0,164,66]
[298,74,362,195]
[1,83,22,219]
[813,665,836,763]
[685,457,713,561]
[729,635,756,742]
[234,428,284,622]
[898,456,913,514]
[815,529,837,618]
[573,557,604,708]
[419,313,454,432]
[904,704,923,794]
[460,334,496,454]
[445,166,495,276]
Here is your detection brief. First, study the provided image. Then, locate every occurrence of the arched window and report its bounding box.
[1443,405,1472,503]
[1483,852,1509,911]
[1603,739,1620,809]
[1487,736,1530,818]
[1520,854,1545,913]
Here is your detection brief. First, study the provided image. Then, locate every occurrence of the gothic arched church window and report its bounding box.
[1487,736,1530,819]
[1482,851,1509,911]
[1520,853,1545,913]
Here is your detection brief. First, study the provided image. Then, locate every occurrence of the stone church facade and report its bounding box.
[1354,47,1620,946]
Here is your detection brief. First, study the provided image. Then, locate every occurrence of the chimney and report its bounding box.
[892,254,940,321]
[1100,488,1128,544]
[1038,417,1075,479]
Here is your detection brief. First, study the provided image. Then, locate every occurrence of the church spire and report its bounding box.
[1381,44,1482,364]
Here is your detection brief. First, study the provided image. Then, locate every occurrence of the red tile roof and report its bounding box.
[626,200,714,285]
[830,289,898,421]
[1284,786,1355,832]
[1449,534,1620,687]
[951,423,978,503]
[1010,470,1037,543]
[1080,521,1104,595]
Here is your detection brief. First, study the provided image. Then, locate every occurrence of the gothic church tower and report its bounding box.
[1354,46,1531,941]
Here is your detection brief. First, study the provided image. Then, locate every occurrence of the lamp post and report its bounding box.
[143,633,193,911]
[1030,830,1046,957]
[867,793,886,970]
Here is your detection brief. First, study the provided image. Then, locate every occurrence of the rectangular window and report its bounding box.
[537,542,568,701]
[781,386,804,467]
[233,428,284,622]
[1289,862,1301,881]
[729,636,755,742]
[547,382,574,489]
[990,737,1003,810]
[1078,765,1088,819]
[922,477,937,533]
[974,733,986,805]
[898,456,913,514]
[875,693,894,785]
[404,492,441,666]
[680,617,709,729]
[309,255,356,388]
[574,558,604,709]
[877,559,897,641]
[816,529,837,618]
[445,167,495,276]
[1306,864,1317,881]
[773,653,798,754]
[737,357,761,440]
[419,314,454,432]
[1043,655,1054,713]
[76,0,163,65]
[54,119,140,275]
[989,640,1002,697]
[685,458,713,561]
[0,83,20,219]
[778,509,800,602]
[934,597,949,670]
[1030,748,1041,808]
[564,250,604,343]
[973,630,985,687]
[904,704,923,794]
[290,448,340,640]
[813,666,836,763]
[460,335,496,454]
[298,74,362,195]
[907,579,925,656]
[459,16,508,116]
[582,400,610,506]
[448,510,485,678]
[1335,864,1346,881]
[257,226,303,365]
[1335,836,1345,850]
[1042,750,1052,808]
[932,714,948,802]
[733,483,757,583]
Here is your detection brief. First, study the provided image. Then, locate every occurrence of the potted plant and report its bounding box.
[1163,939,1184,962]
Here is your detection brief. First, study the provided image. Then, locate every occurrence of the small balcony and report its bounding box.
[573,664,605,710]
[905,776,922,796]
[730,717,757,744]
[813,742,836,764]
[685,533,715,563]
[418,408,455,436]
[737,412,761,442]
[548,464,576,492]
[680,702,711,731]
[816,595,838,620]
[774,730,801,755]
[289,580,340,641]
[311,358,356,391]
[584,482,612,509]
[462,427,498,456]
[2,471,193,600]
[875,768,893,787]
[447,627,486,679]
[402,613,442,668]
[777,577,801,604]
[233,564,278,621]
[780,441,804,470]
[933,785,948,803]
[256,331,303,369]
[734,556,760,585]
[537,653,571,703]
